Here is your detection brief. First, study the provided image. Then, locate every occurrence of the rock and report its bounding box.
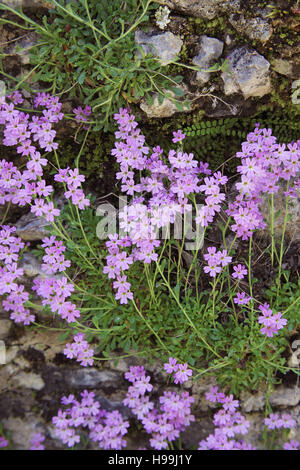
[135,30,183,66]
[15,212,51,241]
[240,390,266,412]
[18,252,43,277]
[155,0,241,20]
[229,13,272,43]
[140,93,180,118]
[11,329,65,362]
[2,415,45,450]
[0,319,12,340]
[192,36,224,85]
[13,371,45,391]
[272,58,297,78]
[5,346,19,364]
[221,46,271,99]
[269,386,300,408]
[97,395,132,418]
[63,368,121,389]
[5,33,39,65]
[140,84,189,118]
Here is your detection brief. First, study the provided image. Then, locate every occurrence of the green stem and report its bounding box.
[155,262,222,359]
[0,201,11,225]
[132,299,170,354]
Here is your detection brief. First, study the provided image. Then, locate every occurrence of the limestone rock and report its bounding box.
[13,371,45,391]
[240,390,266,412]
[192,36,224,85]
[221,46,271,99]
[135,30,183,66]
[63,368,121,389]
[155,0,241,20]
[4,33,39,65]
[272,58,297,78]
[140,85,189,118]
[18,252,49,278]
[2,415,45,450]
[269,386,300,408]
[0,319,12,340]
[229,13,272,43]
[15,212,51,241]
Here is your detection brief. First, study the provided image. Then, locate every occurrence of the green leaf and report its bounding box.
[158,93,164,106]
[173,75,184,83]
[78,71,85,84]
[168,86,184,97]
[59,330,70,342]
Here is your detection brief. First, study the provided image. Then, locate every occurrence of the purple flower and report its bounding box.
[30,432,45,450]
[173,363,193,384]
[163,357,178,374]
[232,264,248,280]
[172,130,185,143]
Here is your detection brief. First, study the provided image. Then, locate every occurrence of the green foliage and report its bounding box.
[28,195,299,395]
[0,0,195,130]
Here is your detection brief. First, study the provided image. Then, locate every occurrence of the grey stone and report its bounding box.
[240,390,266,412]
[0,319,12,340]
[221,46,271,99]
[155,0,240,20]
[5,33,39,65]
[140,85,189,118]
[229,13,272,43]
[192,35,224,84]
[272,58,294,77]
[2,415,45,450]
[269,386,300,408]
[18,252,43,277]
[135,30,183,66]
[5,346,19,364]
[15,212,51,241]
[13,371,45,391]
[97,396,132,418]
[64,368,121,389]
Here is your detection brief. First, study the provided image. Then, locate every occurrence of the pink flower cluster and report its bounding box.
[264,412,296,430]
[227,126,300,241]
[105,108,222,303]
[0,91,89,218]
[63,333,94,366]
[233,291,252,305]
[195,172,228,228]
[0,225,34,324]
[0,436,8,448]
[54,167,90,209]
[203,247,232,278]
[30,432,45,450]
[123,365,195,450]
[258,302,287,337]
[73,105,91,123]
[53,390,129,449]
[163,357,193,384]
[40,235,71,274]
[0,92,90,335]
[198,386,254,450]
[29,235,83,324]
